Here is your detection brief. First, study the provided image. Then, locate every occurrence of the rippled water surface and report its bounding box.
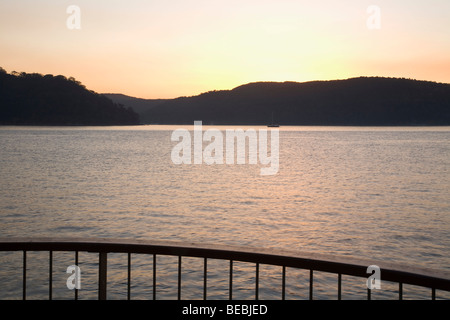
[0,126,449,299]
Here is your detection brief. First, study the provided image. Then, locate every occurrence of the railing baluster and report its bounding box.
[98,252,107,300]
[338,273,341,300]
[281,266,286,300]
[22,250,26,300]
[75,251,79,300]
[203,257,207,300]
[399,282,403,300]
[432,288,436,300]
[127,253,131,300]
[367,288,371,300]
[255,262,259,300]
[178,256,182,300]
[229,260,233,300]
[153,254,156,300]
[49,251,53,300]
[309,269,313,300]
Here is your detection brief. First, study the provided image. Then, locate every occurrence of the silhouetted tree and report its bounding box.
[0,68,140,125]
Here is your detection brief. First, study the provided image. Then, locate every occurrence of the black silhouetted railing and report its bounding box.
[0,238,449,300]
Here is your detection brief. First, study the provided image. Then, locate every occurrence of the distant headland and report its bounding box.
[106,77,450,126]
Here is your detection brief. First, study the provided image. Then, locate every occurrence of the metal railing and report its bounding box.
[0,237,449,300]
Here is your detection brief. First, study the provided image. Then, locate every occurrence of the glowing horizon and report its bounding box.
[1,0,449,99]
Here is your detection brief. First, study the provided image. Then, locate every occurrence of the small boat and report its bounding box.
[267,112,279,127]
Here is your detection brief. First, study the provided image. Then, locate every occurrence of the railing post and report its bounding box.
[127,253,131,300]
[153,254,156,300]
[75,251,79,300]
[229,260,233,300]
[22,250,26,301]
[99,252,107,300]
[178,256,182,300]
[255,263,259,300]
[338,273,341,300]
[203,258,207,300]
[49,251,53,300]
[281,266,286,300]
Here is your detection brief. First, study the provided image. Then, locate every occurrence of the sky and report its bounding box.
[1,0,449,99]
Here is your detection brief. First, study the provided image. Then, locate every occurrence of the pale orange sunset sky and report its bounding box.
[1,0,449,99]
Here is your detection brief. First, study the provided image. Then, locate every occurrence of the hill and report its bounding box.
[102,93,168,123]
[0,68,140,125]
[139,77,450,125]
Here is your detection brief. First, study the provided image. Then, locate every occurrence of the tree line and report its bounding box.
[0,68,140,125]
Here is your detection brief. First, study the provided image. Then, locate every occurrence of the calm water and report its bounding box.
[0,125,449,299]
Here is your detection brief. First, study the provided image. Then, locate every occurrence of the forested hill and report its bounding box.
[141,77,450,125]
[0,68,140,125]
[4,68,449,126]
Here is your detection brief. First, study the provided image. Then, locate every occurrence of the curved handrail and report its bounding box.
[1,237,449,299]
[1,237,449,291]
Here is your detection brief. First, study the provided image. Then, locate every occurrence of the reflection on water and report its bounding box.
[0,126,449,299]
